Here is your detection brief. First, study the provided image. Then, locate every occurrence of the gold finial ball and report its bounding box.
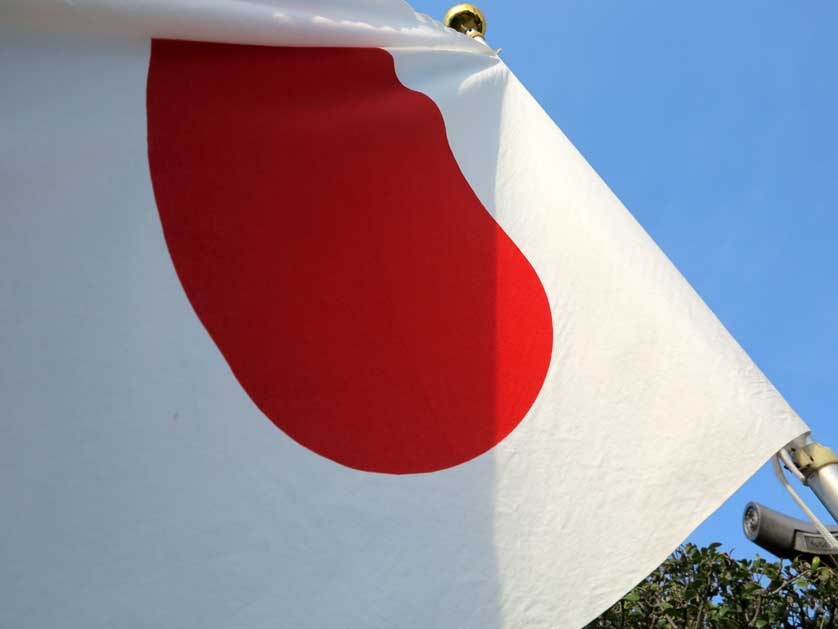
[443,4,487,38]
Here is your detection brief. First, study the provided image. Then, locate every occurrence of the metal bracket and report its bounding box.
[792,442,838,479]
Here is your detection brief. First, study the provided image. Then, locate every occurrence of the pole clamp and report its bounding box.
[793,442,838,478]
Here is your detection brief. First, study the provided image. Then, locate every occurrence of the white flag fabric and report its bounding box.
[0,2,807,627]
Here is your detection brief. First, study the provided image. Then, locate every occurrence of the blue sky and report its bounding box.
[412,0,838,556]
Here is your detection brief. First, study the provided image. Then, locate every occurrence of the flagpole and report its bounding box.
[786,437,838,523]
[745,437,838,557]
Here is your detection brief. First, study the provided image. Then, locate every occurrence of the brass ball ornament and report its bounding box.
[443,4,487,39]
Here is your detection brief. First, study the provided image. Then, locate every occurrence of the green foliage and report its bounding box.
[586,544,838,628]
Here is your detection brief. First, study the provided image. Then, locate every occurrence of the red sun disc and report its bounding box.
[147,41,553,474]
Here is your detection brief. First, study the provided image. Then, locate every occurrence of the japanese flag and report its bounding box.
[0,1,807,627]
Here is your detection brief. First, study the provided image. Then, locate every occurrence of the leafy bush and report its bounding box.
[587,544,838,628]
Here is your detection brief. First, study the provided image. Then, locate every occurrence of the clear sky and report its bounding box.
[412,0,838,557]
